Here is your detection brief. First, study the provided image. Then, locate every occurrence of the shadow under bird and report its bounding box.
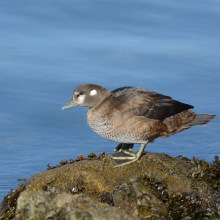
[62,84,215,167]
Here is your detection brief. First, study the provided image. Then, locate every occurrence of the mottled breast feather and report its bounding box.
[87,94,169,144]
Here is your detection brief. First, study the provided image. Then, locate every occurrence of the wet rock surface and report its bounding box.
[13,189,140,220]
[113,179,167,220]
[1,152,220,220]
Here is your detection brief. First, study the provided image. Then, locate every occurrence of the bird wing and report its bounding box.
[112,87,194,121]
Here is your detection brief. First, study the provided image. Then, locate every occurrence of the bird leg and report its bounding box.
[111,142,148,167]
[113,143,134,152]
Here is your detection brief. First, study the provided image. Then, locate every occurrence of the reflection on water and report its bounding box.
[0,0,219,200]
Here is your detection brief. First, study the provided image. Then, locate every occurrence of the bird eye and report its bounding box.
[79,91,84,95]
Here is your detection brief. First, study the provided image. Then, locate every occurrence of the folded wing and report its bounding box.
[112,87,193,121]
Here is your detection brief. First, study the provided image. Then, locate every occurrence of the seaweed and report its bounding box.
[0,180,26,220]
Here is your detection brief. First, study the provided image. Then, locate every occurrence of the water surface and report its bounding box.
[0,0,220,200]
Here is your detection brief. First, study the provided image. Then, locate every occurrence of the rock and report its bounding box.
[113,179,167,219]
[1,152,220,220]
[13,189,140,220]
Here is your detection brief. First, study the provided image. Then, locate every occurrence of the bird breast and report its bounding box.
[87,107,167,144]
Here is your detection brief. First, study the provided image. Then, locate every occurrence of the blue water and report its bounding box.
[0,0,220,201]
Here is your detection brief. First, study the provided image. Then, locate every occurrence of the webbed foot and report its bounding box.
[111,143,148,168]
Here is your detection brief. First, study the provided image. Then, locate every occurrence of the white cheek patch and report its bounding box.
[78,95,85,104]
[90,90,98,96]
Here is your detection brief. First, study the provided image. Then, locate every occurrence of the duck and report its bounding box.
[62,83,214,167]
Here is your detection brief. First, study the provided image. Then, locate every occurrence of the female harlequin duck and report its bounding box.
[62,84,214,167]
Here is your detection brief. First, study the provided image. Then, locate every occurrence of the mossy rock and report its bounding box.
[1,152,220,220]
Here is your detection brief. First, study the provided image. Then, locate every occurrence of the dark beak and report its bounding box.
[62,99,78,110]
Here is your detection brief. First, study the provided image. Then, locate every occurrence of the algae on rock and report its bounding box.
[1,152,220,220]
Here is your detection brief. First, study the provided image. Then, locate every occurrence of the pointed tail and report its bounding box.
[185,114,215,126]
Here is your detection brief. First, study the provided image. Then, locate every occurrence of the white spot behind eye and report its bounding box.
[90,90,97,96]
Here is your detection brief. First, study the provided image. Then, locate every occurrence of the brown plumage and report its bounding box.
[62,84,215,167]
